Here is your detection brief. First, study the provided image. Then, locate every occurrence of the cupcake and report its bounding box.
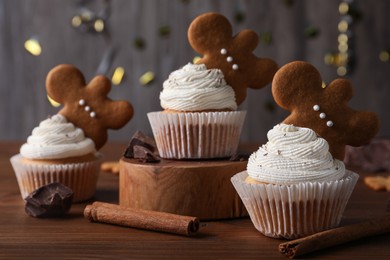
[148,63,246,159]
[11,114,102,202]
[148,12,278,160]
[11,64,133,202]
[231,124,359,239]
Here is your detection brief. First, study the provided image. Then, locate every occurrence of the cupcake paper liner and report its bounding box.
[147,111,246,159]
[10,154,102,203]
[231,170,359,239]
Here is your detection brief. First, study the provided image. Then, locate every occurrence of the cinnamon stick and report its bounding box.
[84,201,200,236]
[279,215,390,258]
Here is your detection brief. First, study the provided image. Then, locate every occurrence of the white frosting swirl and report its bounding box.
[160,63,237,111]
[247,124,345,184]
[20,114,96,159]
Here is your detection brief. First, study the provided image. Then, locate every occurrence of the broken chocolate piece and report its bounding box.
[134,145,160,163]
[123,131,158,158]
[25,182,73,218]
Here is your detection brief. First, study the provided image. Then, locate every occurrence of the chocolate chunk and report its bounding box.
[133,145,160,163]
[123,131,158,158]
[25,182,73,218]
[229,153,250,161]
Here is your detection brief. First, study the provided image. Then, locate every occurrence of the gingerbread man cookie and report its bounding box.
[46,64,133,150]
[272,61,380,160]
[188,12,278,105]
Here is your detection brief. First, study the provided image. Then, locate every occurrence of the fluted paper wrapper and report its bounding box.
[147,111,246,159]
[10,154,102,203]
[231,170,359,239]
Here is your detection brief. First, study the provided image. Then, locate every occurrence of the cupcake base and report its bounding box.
[147,111,246,159]
[231,170,359,239]
[119,157,248,220]
[11,154,102,203]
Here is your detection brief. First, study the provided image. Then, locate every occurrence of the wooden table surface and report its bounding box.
[1,141,389,259]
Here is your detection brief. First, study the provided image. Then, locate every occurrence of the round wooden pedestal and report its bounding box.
[119,158,248,220]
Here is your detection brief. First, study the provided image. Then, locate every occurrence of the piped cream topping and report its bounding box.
[247,124,345,184]
[160,63,237,111]
[20,114,96,159]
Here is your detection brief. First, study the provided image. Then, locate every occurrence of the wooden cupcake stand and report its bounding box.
[119,158,248,220]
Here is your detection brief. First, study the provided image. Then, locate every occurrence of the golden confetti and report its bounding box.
[94,19,105,32]
[112,66,125,85]
[337,53,348,65]
[338,20,348,33]
[338,42,348,52]
[193,56,201,64]
[47,95,61,107]
[71,15,82,28]
[379,51,390,62]
[338,2,349,15]
[337,66,347,76]
[325,53,348,66]
[24,38,42,56]
[338,33,348,44]
[139,71,155,86]
[324,53,335,65]
[322,81,327,88]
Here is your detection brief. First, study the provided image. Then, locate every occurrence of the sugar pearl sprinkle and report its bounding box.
[78,99,86,106]
[220,48,239,70]
[78,99,96,118]
[313,104,333,127]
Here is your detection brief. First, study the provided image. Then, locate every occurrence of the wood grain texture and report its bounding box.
[119,157,248,220]
[1,142,390,258]
[0,0,389,143]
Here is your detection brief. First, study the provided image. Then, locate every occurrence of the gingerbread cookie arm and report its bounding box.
[87,76,112,97]
[99,100,133,129]
[324,79,354,103]
[232,30,259,51]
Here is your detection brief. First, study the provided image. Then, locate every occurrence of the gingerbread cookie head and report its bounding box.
[188,12,278,105]
[46,64,133,150]
[272,61,380,160]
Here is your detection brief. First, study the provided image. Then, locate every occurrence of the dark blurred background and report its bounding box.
[0,0,389,143]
